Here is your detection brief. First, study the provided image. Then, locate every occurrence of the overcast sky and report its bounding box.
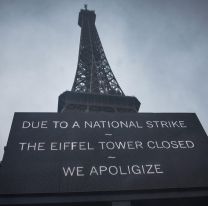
[0,0,207,160]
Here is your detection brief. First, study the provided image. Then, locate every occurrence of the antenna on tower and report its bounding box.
[84,4,88,10]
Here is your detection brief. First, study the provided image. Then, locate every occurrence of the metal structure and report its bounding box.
[72,5,124,96]
[58,6,140,113]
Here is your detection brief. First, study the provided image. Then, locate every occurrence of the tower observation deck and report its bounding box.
[58,6,140,113]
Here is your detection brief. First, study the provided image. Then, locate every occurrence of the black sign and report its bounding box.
[0,112,208,194]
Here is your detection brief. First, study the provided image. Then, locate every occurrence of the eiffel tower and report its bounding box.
[58,5,140,113]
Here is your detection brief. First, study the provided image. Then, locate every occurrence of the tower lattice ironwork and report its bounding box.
[72,6,124,96]
[58,6,140,113]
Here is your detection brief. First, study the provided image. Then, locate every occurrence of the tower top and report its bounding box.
[58,7,140,112]
[74,7,124,96]
[78,6,96,27]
